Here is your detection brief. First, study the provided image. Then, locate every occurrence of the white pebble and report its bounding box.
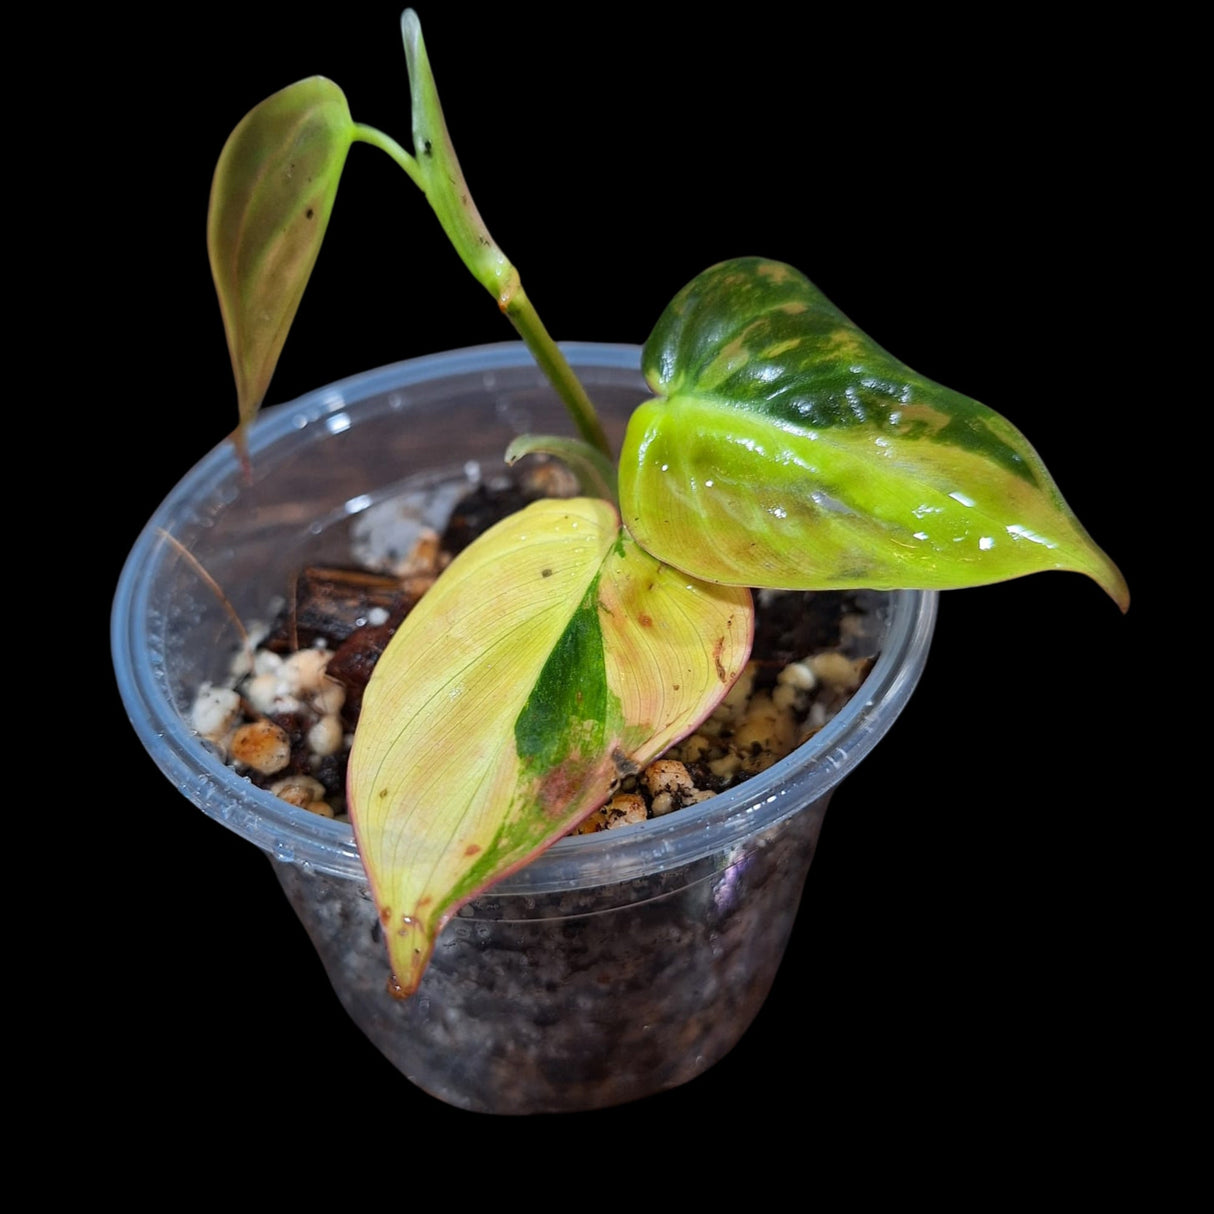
[308,714,343,758]
[252,649,283,676]
[191,684,241,742]
[651,792,676,816]
[709,753,741,780]
[734,691,795,769]
[244,672,286,716]
[270,774,326,808]
[602,793,647,827]
[282,647,330,695]
[778,661,817,691]
[676,734,712,762]
[810,651,865,691]
[227,622,270,681]
[312,679,346,716]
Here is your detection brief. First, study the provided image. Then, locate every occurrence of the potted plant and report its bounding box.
[111,7,1126,1116]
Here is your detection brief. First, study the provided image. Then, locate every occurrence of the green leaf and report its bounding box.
[620,257,1128,610]
[504,434,619,502]
[396,9,512,302]
[347,497,752,996]
[207,77,355,461]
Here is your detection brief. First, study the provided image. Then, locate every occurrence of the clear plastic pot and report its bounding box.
[112,342,937,1114]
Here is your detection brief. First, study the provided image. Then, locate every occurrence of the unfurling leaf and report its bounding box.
[620,257,1128,610]
[503,435,619,501]
[207,77,355,462]
[347,497,752,996]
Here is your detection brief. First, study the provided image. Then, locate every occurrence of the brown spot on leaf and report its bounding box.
[537,750,619,821]
[638,613,653,627]
[464,843,482,856]
[713,637,728,681]
[537,761,584,817]
[611,748,640,780]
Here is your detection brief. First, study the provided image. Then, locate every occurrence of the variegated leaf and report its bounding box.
[347,497,752,996]
[207,77,355,461]
[621,257,1128,609]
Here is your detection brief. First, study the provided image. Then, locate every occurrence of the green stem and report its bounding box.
[500,287,612,459]
[351,123,423,190]
[347,12,613,460]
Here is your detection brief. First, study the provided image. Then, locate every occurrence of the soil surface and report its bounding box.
[190,463,886,829]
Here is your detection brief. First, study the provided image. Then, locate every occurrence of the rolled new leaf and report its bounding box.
[207,77,355,462]
[621,257,1128,609]
[347,497,752,996]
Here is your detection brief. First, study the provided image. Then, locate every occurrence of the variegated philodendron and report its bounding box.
[207,10,1127,995]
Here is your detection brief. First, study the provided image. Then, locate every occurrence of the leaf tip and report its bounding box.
[384,912,436,1001]
[1102,564,1131,615]
[1067,532,1129,614]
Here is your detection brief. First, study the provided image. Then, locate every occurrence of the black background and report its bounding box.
[88,3,1158,1164]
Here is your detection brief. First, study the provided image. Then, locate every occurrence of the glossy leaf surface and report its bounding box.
[347,497,752,996]
[207,77,355,458]
[621,258,1128,609]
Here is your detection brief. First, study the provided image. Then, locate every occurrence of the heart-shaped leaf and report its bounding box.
[207,77,355,461]
[347,496,752,996]
[620,257,1128,609]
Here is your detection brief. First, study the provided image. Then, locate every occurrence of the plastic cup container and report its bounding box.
[112,342,937,1114]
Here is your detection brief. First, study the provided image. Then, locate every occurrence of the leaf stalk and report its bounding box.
[350,11,612,459]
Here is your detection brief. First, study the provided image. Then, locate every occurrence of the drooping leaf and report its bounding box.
[207,77,355,462]
[620,257,1128,610]
[347,497,752,996]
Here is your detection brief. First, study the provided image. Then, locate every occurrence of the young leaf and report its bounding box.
[347,497,752,996]
[207,77,355,461]
[621,257,1128,610]
[503,435,619,502]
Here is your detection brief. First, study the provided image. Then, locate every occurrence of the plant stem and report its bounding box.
[499,287,612,459]
[350,17,613,460]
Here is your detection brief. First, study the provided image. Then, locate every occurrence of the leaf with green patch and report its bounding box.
[207,77,355,464]
[620,257,1128,609]
[347,496,752,996]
